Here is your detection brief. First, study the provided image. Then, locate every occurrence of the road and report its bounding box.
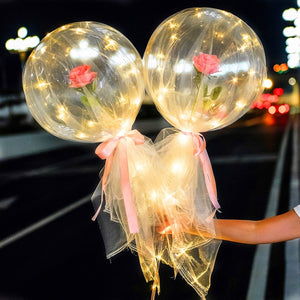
[0,111,297,300]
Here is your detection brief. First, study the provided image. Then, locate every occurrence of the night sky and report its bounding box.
[0,0,297,90]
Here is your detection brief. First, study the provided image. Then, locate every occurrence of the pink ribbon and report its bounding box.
[185,132,221,210]
[92,129,144,233]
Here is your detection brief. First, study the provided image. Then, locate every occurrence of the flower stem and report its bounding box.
[82,85,101,121]
[191,72,203,115]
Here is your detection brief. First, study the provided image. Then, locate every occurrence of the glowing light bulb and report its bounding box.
[75,132,87,139]
[177,132,191,144]
[104,35,118,50]
[231,77,238,84]
[171,160,184,173]
[156,53,165,59]
[56,105,68,121]
[169,22,178,29]
[235,100,246,109]
[171,34,178,42]
[36,81,49,89]
[87,120,96,127]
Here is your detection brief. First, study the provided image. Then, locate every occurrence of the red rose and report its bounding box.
[193,52,220,75]
[69,65,97,88]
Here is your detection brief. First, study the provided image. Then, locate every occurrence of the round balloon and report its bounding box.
[143,7,266,132]
[23,21,144,142]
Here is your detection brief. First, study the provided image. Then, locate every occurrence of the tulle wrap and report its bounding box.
[91,126,221,299]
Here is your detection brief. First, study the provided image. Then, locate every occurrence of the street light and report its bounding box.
[5,26,40,69]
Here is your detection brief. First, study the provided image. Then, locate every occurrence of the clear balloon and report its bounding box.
[143,7,266,132]
[23,21,144,142]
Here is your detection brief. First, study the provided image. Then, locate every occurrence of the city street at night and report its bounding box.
[0,111,298,300]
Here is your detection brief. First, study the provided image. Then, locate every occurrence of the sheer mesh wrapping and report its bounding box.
[92,128,221,299]
[153,128,221,298]
[92,134,162,290]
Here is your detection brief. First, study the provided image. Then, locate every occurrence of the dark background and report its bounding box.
[0,0,297,91]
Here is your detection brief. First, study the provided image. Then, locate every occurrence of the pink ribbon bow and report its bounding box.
[92,129,144,233]
[186,132,221,211]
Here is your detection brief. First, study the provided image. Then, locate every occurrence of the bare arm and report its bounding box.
[209,209,300,244]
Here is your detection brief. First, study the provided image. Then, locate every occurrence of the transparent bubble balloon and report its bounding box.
[23,21,144,142]
[143,7,266,132]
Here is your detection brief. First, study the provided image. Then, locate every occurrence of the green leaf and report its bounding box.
[92,78,97,91]
[211,86,222,100]
[81,95,89,106]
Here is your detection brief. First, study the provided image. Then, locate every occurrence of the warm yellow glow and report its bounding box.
[36,81,49,89]
[215,32,224,39]
[170,34,178,42]
[169,22,178,29]
[56,105,68,121]
[242,34,250,40]
[211,120,220,127]
[133,98,141,106]
[235,100,246,109]
[156,53,165,59]
[104,35,118,50]
[249,69,255,76]
[263,78,273,89]
[119,97,126,104]
[177,132,191,145]
[155,254,162,260]
[75,28,85,34]
[231,77,238,84]
[179,112,191,121]
[171,160,185,173]
[239,44,247,52]
[136,162,146,172]
[75,132,87,139]
[157,94,164,103]
[149,190,158,201]
[87,120,96,127]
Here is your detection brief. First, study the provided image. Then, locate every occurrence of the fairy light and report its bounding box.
[75,132,87,139]
[128,66,137,75]
[157,53,165,59]
[87,120,96,127]
[157,94,164,103]
[171,160,185,173]
[242,34,250,41]
[169,22,178,29]
[56,105,68,121]
[170,34,178,42]
[211,120,220,127]
[104,35,118,50]
[133,98,141,106]
[149,190,158,202]
[179,112,191,121]
[239,44,247,52]
[235,100,246,109]
[119,96,127,104]
[231,77,238,84]
[249,69,256,76]
[177,132,191,144]
[36,81,49,89]
[136,162,146,172]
